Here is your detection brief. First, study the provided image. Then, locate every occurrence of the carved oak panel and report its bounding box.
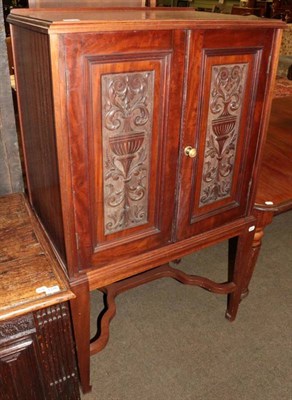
[199,63,248,206]
[101,71,154,235]
[0,314,34,342]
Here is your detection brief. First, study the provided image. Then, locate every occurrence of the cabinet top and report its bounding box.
[8,8,284,34]
[0,194,74,322]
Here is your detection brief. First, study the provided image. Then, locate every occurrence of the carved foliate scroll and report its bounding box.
[199,64,248,206]
[102,72,154,235]
[0,315,34,341]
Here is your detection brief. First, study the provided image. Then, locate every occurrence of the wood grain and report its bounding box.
[0,194,74,321]
[11,26,66,263]
[8,8,284,35]
[28,0,146,6]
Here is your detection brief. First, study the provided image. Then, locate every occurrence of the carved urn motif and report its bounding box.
[102,72,154,234]
[200,64,248,206]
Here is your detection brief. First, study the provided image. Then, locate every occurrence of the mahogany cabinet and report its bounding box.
[8,8,284,393]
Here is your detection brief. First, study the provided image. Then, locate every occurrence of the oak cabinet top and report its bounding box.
[0,194,74,322]
[8,8,284,33]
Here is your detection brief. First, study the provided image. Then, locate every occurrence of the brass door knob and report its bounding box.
[184,146,197,158]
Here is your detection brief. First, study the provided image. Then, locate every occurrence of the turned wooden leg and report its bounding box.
[70,277,91,394]
[240,209,274,298]
[239,226,264,299]
[226,224,256,322]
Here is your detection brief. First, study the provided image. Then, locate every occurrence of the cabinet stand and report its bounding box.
[91,262,237,355]
[71,225,255,393]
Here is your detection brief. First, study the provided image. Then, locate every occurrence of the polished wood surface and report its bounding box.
[11,27,66,263]
[8,9,283,393]
[255,95,292,213]
[29,0,146,6]
[9,8,284,33]
[0,194,73,321]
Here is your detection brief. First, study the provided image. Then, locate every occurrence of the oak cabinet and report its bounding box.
[0,314,46,400]
[8,8,283,393]
[0,306,79,400]
[0,194,80,399]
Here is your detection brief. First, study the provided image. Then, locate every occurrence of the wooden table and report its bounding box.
[242,95,292,295]
[0,193,80,399]
[231,6,261,16]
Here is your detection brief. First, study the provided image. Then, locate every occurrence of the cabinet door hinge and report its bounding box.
[266,55,272,75]
[75,233,80,250]
[247,178,253,202]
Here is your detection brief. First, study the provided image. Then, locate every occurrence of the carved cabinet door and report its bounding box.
[63,30,186,269]
[176,29,274,240]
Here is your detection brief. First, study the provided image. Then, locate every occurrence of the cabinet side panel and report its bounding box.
[11,26,66,262]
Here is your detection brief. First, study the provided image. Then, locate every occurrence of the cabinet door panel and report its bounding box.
[0,314,46,400]
[89,58,166,250]
[176,29,273,240]
[63,31,185,269]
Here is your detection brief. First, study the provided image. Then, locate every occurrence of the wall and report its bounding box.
[0,0,23,195]
[159,0,239,12]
